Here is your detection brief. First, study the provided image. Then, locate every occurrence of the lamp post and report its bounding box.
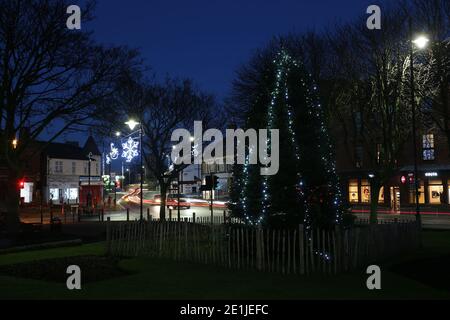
[409,18,429,228]
[125,119,144,220]
[87,152,93,210]
[114,131,121,206]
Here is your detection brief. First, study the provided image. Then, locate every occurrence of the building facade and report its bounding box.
[14,137,104,206]
[335,93,450,212]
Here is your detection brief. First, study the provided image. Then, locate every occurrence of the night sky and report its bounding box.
[54,0,376,143]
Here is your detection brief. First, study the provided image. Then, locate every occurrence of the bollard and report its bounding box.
[177,208,181,222]
[78,207,81,222]
[169,209,172,221]
[101,208,104,222]
[192,212,196,224]
[126,208,130,221]
[223,210,226,224]
[147,207,150,221]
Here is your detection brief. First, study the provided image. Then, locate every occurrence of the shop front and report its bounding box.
[79,176,103,207]
[344,168,450,211]
[47,176,79,204]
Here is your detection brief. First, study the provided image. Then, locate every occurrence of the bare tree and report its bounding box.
[100,75,217,220]
[327,6,415,223]
[0,0,140,232]
[411,0,450,155]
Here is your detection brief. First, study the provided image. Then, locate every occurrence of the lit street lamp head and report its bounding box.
[412,35,429,49]
[115,131,121,137]
[125,119,139,131]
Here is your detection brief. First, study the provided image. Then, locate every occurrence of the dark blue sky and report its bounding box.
[90,0,373,98]
[57,0,376,144]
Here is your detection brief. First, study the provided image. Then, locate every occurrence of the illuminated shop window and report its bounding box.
[49,188,59,201]
[360,179,370,203]
[428,179,443,204]
[447,180,450,204]
[409,182,425,204]
[378,186,384,204]
[348,179,359,203]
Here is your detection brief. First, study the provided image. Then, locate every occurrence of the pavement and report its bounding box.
[354,212,450,229]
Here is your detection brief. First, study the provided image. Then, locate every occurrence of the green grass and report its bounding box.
[1,231,450,300]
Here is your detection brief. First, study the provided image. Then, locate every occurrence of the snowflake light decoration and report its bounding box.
[110,143,119,160]
[105,154,111,165]
[121,137,139,163]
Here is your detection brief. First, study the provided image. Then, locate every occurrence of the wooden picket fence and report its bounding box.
[105,220,421,275]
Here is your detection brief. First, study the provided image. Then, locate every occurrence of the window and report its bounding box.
[423,134,435,160]
[378,186,385,204]
[49,188,59,201]
[55,161,63,173]
[348,179,359,203]
[64,188,78,201]
[72,162,76,174]
[360,179,370,203]
[428,179,443,204]
[355,112,362,134]
[355,146,363,168]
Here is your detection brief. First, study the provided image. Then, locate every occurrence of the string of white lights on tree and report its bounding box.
[239,49,343,229]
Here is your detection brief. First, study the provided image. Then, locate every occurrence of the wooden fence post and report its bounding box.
[299,225,305,275]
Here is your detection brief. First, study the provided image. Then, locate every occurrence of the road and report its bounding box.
[20,190,229,224]
[19,189,450,229]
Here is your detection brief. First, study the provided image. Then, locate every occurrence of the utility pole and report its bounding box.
[177,170,181,219]
[87,152,92,211]
[210,173,214,222]
[140,125,143,220]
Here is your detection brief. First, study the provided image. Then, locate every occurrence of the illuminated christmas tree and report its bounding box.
[229,50,343,229]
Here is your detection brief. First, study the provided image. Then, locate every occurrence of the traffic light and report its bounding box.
[18,179,25,189]
[202,175,219,190]
[400,176,406,184]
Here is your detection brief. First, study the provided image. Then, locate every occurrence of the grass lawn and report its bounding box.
[0,230,449,300]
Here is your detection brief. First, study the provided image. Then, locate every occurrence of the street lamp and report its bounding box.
[125,118,144,220]
[125,119,139,131]
[412,35,429,49]
[409,18,429,228]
